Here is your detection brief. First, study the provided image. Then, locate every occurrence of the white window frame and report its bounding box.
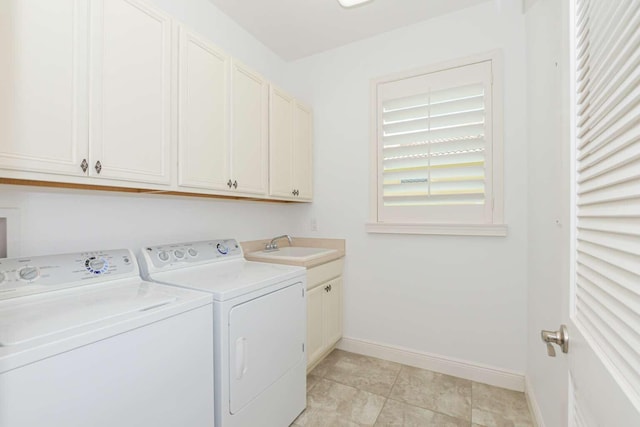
[366,51,507,236]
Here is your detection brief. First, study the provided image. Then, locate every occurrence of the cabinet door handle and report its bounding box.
[292,189,296,196]
[328,284,332,292]
[227,179,233,188]
[233,180,238,189]
[324,286,329,292]
[95,161,102,174]
[80,159,88,173]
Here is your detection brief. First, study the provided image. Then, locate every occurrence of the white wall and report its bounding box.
[0,0,308,257]
[0,185,308,256]
[525,0,569,425]
[289,1,528,372]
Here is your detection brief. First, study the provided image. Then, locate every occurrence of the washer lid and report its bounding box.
[147,259,305,301]
[0,279,188,346]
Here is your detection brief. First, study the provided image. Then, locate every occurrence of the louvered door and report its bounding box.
[567,0,640,424]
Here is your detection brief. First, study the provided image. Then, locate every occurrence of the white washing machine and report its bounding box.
[138,239,307,427]
[0,249,215,427]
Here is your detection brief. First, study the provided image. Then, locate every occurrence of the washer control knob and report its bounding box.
[88,258,107,271]
[174,249,185,259]
[19,266,40,282]
[157,251,170,262]
[216,243,228,255]
[188,248,198,257]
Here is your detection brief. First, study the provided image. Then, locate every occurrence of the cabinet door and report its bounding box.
[323,278,343,348]
[230,61,268,195]
[307,285,325,366]
[177,27,229,191]
[293,102,313,200]
[0,0,89,176]
[269,86,295,198]
[90,0,172,184]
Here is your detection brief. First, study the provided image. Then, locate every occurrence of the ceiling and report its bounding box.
[208,0,493,61]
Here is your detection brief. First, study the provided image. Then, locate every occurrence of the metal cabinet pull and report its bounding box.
[292,190,296,196]
[80,159,88,173]
[95,161,102,174]
[324,286,330,292]
[227,179,233,188]
[233,180,238,189]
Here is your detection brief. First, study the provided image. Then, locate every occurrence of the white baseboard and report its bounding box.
[525,376,545,427]
[337,336,525,392]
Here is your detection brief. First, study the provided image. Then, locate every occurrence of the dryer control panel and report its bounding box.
[140,239,243,274]
[0,249,138,300]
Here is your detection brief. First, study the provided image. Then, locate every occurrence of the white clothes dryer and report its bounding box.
[138,239,307,427]
[0,249,215,427]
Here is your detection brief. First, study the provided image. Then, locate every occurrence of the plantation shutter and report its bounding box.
[574,0,640,394]
[376,60,493,224]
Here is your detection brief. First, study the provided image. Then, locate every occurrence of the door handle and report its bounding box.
[541,324,569,357]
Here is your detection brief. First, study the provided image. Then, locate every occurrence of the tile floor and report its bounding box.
[292,349,533,427]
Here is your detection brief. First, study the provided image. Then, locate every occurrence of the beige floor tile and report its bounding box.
[471,382,533,427]
[311,349,402,397]
[389,366,472,421]
[374,399,470,426]
[294,378,386,426]
[307,374,322,393]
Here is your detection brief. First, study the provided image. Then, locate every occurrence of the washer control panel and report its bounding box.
[141,239,242,273]
[0,249,138,300]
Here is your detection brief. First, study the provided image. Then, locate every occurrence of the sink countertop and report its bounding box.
[240,237,345,268]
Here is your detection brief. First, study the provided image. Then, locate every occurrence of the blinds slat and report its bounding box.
[577,178,640,206]
[577,3,639,120]
[577,262,640,316]
[578,278,640,354]
[577,241,640,276]
[383,138,485,160]
[576,294,640,389]
[383,110,485,137]
[577,113,639,164]
[577,74,640,144]
[577,198,640,218]
[578,217,640,237]
[577,229,640,257]
[577,158,640,195]
[576,252,640,299]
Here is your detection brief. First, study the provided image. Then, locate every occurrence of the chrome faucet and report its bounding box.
[265,235,293,251]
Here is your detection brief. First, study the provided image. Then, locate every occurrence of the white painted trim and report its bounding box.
[0,208,22,257]
[365,222,508,236]
[525,376,546,427]
[337,336,524,391]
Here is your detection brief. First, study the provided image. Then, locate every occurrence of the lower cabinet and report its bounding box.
[307,264,343,370]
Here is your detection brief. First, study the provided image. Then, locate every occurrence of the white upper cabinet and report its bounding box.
[230,60,268,196]
[0,1,311,200]
[269,86,295,198]
[269,86,313,201]
[89,0,172,184]
[0,0,89,176]
[177,26,230,191]
[293,102,313,200]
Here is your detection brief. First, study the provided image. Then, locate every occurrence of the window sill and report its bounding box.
[365,222,508,237]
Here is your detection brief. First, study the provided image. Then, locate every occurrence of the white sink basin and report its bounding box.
[248,247,337,262]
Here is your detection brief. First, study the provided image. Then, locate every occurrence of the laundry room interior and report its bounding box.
[1,0,638,426]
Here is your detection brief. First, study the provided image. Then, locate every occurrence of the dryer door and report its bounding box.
[228,281,305,414]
